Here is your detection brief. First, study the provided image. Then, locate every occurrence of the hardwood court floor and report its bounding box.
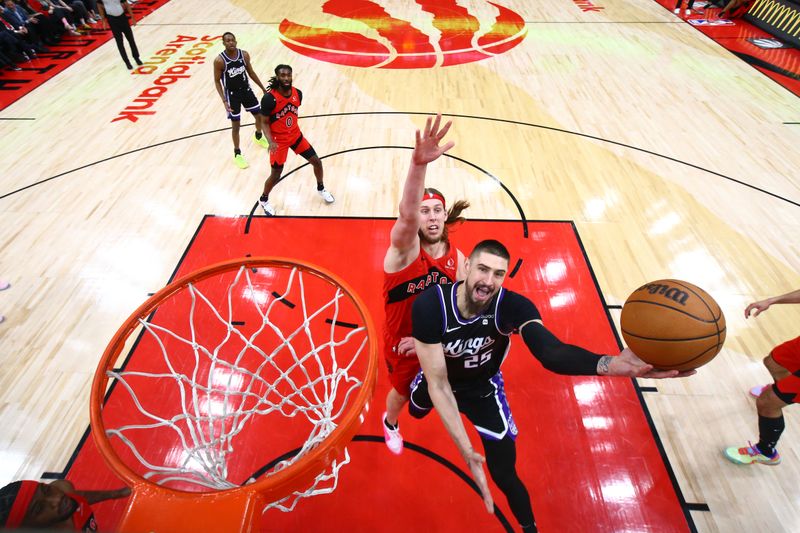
[1,1,799,531]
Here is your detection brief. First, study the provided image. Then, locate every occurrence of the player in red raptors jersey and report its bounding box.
[257,64,334,216]
[381,114,469,454]
[0,479,130,531]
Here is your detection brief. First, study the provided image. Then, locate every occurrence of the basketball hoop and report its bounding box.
[90,257,378,532]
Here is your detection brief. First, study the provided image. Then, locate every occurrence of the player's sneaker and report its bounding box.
[254,134,269,149]
[724,442,781,465]
[258,199,275,216]
[749,384,770,398]
[318,188,335,204]
[233,153,249,169]
[382,412,403,455]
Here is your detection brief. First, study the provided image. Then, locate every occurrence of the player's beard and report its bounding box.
[418,229,442,245]
[418,225,449,246]
[463,279,496,315]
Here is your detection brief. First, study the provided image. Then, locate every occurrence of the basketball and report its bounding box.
[620,279,726,371]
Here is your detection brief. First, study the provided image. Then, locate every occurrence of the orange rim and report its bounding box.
[90,256,379,502]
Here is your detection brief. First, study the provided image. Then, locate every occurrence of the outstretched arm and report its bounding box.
[414,339,494,514]
[520,320,695,378]
[745,288,800,318]
[384,114,455,272]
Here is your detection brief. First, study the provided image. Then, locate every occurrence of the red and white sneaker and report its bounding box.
[382,412,403,455]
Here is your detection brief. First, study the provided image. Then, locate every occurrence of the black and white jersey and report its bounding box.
[412,282,541,394]
[219,49,249,93]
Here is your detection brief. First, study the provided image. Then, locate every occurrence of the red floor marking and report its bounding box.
[66,216,690,532]
[0,0,172,112]
[278,0,526,69]
[652,0,800,97]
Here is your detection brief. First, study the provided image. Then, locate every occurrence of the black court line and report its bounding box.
[687,503,711,512]
[607,304,622,309]
[0,126,230,200]
[731,51,800,81]
[0,117,35,121]
[325,318,360,329]
[570,221,697,533]
[244,145,528,238]
[785,122,799,125]
[272,291,295,308]
[639,386,659,392]
[3,112,797,210]
[247,434,514,532]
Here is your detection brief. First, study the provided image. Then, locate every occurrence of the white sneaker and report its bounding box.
[0,280,8,291]
[382,412,403,455]
[258,199,275,216]
[318,188,334,204]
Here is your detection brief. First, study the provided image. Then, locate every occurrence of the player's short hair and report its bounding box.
[274,64,292,75]
[222,32,235,40]
[470,239,510,261]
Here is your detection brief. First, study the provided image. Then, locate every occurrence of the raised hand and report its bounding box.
[412,113,455,166]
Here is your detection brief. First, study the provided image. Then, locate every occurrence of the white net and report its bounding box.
[101,262,372,512]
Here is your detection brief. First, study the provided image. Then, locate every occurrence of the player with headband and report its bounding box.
[381,114,469,454]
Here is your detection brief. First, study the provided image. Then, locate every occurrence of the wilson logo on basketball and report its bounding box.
[278,0,527,69]
[638,283,689,306]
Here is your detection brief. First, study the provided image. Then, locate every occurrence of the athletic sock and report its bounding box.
[234,148,241,156]
[260,194,269,202]
[383,416,398,431]
[255,131,262,139]
[756,415,785,456]
[317,183,324,191]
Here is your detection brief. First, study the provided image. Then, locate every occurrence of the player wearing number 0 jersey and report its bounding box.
[257,64,334,217]
[410,239,694,532]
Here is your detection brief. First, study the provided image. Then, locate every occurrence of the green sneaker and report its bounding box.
[254,133,269,149]
[724,442,781,465]
[233,153,249,169]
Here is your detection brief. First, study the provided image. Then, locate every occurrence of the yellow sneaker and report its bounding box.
[254,133,269,149]
[724,442,781,465]
[233,153,248,169]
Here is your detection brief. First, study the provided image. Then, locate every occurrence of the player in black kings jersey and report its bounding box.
[411,239,694,532]
[213,32,272,170]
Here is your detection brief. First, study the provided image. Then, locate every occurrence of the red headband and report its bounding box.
[6,481,37,528]
[421,191,446,209]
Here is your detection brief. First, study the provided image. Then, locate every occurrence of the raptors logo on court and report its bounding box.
[278,0,527,69]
